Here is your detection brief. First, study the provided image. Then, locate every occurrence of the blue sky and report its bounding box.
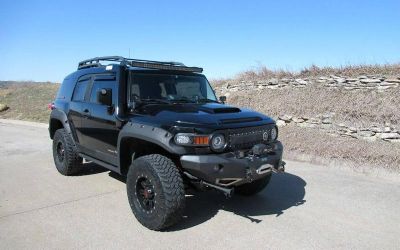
[0,0,399,82]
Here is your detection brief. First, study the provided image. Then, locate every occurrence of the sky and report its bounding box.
[0,0,399,82]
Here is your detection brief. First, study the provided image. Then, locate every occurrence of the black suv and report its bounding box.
[49,56,284,230]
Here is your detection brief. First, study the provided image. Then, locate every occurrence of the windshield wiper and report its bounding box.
[171,99,195,103]
[139,98,171,104]
[197,98,220,103]
[134,98,171,108]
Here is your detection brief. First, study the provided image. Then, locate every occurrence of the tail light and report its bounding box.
[48,102,55,110]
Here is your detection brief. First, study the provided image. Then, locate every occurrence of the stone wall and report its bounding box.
[214,75,400,93]
[212,74,400,144]
[277,114,400,143]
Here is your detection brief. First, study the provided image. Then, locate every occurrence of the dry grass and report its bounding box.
[0,82,59,123]
[212,63,400,86]
[226,86,400,129]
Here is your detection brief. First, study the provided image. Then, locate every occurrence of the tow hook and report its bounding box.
[245,167,254,183]
[272,161,286,173]
[201,181,234,198]
[183,171,234,198]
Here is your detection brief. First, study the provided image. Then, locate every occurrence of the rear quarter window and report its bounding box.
[72,77,90,101]
[56,77,76,100]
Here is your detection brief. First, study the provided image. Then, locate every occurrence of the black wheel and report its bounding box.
[235,174,272,196]
[126,154,185,231]
[52,128,83,176]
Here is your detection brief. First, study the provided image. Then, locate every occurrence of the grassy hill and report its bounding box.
[0,82,59,122]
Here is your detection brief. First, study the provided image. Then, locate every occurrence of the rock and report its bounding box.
[300,116,310,121]
[292,117,305,123]
[380,81,398,86]
[0,103,9,112]
[322,113,333,119]
[309,118,321,124]
[335,78,346,83]
[385,78,400,83]
[360,78,381,84]
[276,120,286,127]
[268,79,279,85]
[376,133,400,140]
[348,127,357,133]
[279,115,292,122]
[384,127,392,133]
[358,130,375,137]
[377,86,392,90]
[370,127,383,133]
[295,79,308,85]
[322,118,332,124]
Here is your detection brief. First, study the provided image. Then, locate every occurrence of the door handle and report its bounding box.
[82,108,90,118]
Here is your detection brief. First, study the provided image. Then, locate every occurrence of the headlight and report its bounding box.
[174,133,209,146]
[210,133,226,152]
[270,127,278,141]
[174,133,226,151]
[174,134,193,145]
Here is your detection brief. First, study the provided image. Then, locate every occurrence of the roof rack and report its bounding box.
[78,56,203,73]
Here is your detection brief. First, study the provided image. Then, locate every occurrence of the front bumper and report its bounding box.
[180,141,284,187]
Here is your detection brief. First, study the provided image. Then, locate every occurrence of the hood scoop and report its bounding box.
[220,116,262,124]
[200,106,241,114]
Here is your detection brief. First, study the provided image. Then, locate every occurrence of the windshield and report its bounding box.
[128,72,217,104]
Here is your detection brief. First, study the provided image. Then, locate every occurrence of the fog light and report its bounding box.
[210,133,226,152]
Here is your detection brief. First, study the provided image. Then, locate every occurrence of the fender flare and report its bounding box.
[49,109,73,139]
[117,122,187,155]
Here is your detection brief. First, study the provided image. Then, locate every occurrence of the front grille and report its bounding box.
[227,125,273,150]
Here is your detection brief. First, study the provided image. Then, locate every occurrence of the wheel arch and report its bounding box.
[117,123,185,176]
[49,109,72,139]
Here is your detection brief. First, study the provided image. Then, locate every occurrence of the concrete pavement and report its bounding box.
[0,120,399,249]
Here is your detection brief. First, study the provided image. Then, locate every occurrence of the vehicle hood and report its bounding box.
[131,103,275,130]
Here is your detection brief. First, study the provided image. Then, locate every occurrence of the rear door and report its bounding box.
[68,75,92,144]
[79,73,119,166]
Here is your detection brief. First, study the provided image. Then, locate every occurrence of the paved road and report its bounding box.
[0,120,399,249]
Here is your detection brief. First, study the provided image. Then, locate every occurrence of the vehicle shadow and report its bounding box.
[168,172,306,231]
[73,162,109,176]
[107,169,306,231]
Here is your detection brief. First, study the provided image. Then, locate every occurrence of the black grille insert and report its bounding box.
[227,125,273,150]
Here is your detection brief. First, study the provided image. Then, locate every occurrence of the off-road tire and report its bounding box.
[126,154,185,231]
[52,128,83,175]
[235,174,272,196]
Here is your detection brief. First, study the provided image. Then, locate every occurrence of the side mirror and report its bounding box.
[219,96,227,103]
[97,88,112,106]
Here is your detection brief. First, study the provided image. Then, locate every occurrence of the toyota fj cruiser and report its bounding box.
[49,56,285,230]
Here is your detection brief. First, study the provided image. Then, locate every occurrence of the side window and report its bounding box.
[72,77,90,101]
[89,75,116,104]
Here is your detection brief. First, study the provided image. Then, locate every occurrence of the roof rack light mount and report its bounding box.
[78,56,203,73]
